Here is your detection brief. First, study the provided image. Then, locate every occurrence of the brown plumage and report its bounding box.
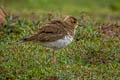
[23,21,68,42]
[23,16,77,43]
[22,16,78,63]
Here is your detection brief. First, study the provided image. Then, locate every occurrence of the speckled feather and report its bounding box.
[23,20,75,42]
[23,16,78,49]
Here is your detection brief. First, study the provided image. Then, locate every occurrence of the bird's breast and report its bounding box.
[41,35,74,50]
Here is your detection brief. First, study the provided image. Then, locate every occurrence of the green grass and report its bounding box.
[1,0,120,15]
[0,13,120,80]
[0,0,120,80]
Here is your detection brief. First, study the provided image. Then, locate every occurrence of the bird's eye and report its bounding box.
[73,21,76,24]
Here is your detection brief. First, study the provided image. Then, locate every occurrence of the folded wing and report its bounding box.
[23,21,67,43]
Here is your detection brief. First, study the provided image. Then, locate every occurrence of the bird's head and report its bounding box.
[64,16,78,29]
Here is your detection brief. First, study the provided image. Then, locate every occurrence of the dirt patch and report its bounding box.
[0,8,6,26]
[95,23,120,39]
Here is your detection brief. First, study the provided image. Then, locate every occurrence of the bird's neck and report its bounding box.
[63,22,75,37]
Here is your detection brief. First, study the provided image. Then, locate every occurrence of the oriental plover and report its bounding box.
[22,16,79,63]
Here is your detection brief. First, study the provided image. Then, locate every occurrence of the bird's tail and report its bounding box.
[21,36,36,42]
[21,38,28,42]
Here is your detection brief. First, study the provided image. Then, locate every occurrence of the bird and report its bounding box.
[22,16,79,63]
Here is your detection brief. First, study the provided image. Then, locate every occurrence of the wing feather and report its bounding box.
[23,21,67,43]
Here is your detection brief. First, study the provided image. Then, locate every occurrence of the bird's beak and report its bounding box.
[77,23,83,27]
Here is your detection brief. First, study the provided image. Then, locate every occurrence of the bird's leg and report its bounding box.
[52,49,56,63]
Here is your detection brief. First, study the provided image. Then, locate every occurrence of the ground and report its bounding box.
[0,0,120,80]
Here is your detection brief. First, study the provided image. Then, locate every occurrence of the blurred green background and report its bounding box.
[1,0,120,15]
[0,0,120,80]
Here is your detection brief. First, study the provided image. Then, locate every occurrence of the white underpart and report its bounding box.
[41,35,73,50]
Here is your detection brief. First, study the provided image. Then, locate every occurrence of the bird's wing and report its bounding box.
[23,21,68,43]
